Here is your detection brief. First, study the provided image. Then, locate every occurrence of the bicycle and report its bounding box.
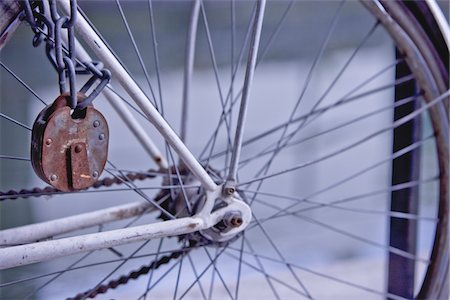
[0,0,448,299]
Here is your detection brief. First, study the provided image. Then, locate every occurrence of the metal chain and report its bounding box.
[67,243,197,300]
[22,0,110,110]
[0,169,159,201]
[50,0,77,108]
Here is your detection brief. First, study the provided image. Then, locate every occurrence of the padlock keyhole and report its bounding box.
[71,107,87,120]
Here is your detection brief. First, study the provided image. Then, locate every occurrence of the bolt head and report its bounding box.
[45,138,52,146]
[92,171,99,178]
[99,133,105,140]
[74,144,83,153]
[50,174,58,181]
[224,187,235,195]
[93,120,100,128]
[224,212,243,228]
[230,217,243,227]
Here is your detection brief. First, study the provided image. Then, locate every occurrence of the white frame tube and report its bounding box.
[0,201,151,246]
[0,216,204,269]
[0,191,251,269]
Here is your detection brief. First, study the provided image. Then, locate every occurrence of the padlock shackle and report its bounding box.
[76,69,111,110]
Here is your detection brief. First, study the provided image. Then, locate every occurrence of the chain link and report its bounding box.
[50,0,77,108]
[22,0,110,110]
[68,243,197,300]
[0,169,159,201]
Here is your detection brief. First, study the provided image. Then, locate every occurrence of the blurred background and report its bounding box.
[0,1,448,299]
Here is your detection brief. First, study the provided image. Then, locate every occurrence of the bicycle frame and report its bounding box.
[0,0,264,269]
[0,186,251,269]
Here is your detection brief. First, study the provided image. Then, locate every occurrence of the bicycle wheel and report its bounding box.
[0,0,448,299]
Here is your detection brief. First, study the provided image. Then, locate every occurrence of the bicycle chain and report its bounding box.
[68,242,198,300]
[0,169,159,201]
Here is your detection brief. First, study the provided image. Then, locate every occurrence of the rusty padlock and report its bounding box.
[31,93,109,192]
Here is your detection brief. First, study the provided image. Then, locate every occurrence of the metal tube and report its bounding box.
[0,201,151,246]
[180,0,200,143]
[0,196,252,269]
[0,216,204,269]
[59,0,217,192]
[226,0,266,183]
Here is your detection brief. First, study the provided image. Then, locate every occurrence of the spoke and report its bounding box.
[232,19,384,199]
[105,162,176,219]
[143,239,164,300]
[242,175,438,221]
[115,0,158,109]
[241,0,346,190]
[104,168,182,178]
[199,1,234,169]
[178,247,228,299]
[147,0,164,113]
[207,248,217,300]
[140,246,211,300]
[236,135,437,262]
[0,61,47,106]
[0,155,29,161]
[167,148,193,215]
[69,1,219,192]
[244,237,281,300]
[245,133,435,225]
[203,247,234,300]
[0,246,194,288]
[237,20,380,175]
[0,112,32,131]
[173,241,186,300]
[256,0,295,63]
[225,249,408,300]
[234,93,418,173]
[197,3,257,162]
[249,196,432,262]
[306,21,379,121]
[249,209,313,298]
[227,248,310,298]
[23,252,93,299]
[106,85,150,121]
[234,234,245,300]
[199,0,299,162]
[207,59,405,163]
[238,90,449,186]
[80,240,151,299]
[140,255,184,298]
[186,253,208,300]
